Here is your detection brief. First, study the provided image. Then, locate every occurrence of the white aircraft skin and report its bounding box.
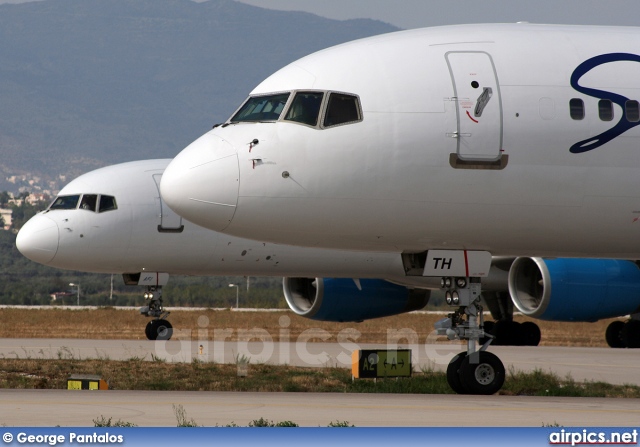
[16,159,420,281]
[160,23,640,259]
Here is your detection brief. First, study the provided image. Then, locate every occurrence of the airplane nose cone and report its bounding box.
[161,132,239,232]
[16,214,59,264]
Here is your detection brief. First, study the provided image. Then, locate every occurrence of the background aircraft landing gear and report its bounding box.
[139,286,173,340]
[482,291,541,346]
[436,277,506,395]
[607,316,640,348]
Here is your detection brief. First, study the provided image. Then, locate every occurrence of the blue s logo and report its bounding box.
[570,53,640,153]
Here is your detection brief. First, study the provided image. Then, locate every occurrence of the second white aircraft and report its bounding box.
[158,23,640,394]
[161,23,640,258]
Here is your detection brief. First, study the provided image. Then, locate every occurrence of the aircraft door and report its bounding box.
[152,174,184,233]
[446,51,504,162]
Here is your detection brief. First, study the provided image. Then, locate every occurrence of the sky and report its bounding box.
[233,0,640,29]
[3,0,640,29]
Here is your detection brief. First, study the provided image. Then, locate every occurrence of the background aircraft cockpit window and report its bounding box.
[79,194,98,212]
[284,92,324,126]
[323,93,362,127]
[230,93,290,122]
[98,195,117,213]
[49,195,80,210]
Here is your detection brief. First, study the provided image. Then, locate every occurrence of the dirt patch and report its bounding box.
[0,308,619,347]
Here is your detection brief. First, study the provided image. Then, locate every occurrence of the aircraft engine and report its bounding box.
[508,257,640,321]
[283,278,429,322]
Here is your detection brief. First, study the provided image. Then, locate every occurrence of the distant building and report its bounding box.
[50,292,73,302]
[26,193,49,205]
[0,208,12,230]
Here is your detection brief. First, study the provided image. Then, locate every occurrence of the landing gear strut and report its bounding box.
[436,277,506,395]
[139,286,173,340]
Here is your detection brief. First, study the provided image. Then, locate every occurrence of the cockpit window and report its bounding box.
[49,195,80,210]
[284,92,324,126]
[231,93,290,122]
[79,194,98,212]
[99,195,117,213]
[323,93,362,127]
[47,194,117,213]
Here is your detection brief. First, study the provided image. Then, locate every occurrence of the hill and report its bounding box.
[0,0,398,192]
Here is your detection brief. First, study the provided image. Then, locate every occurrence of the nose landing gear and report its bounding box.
[140,286,173,340]
[436,277,506,395]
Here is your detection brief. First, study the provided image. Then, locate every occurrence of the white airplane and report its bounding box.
[17,158,639,352]
[160,23,640,394]
[15,159,444,340]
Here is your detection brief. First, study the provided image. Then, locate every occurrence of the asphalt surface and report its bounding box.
[0,389,638,427]
[1,338,639,426]
[0,339,638,385]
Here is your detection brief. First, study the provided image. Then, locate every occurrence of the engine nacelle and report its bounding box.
[283,278,429,322]
[508,257,640,322]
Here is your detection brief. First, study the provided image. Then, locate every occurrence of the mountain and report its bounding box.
[0,0,398,192]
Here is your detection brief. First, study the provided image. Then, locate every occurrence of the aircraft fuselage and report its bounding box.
[161,23,640,259]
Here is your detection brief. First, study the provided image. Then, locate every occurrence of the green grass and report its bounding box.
[93,416,138,427]
[504,368,640,398]
[0,358,639,398]
[173,404,200,427]
[93,413,351,428]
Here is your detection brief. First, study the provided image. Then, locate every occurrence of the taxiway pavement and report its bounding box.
[0,389,638,427]
[1,339,638,426]
[0,339,637,385]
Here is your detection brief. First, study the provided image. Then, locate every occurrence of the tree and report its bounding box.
[9,195,47,231]
[0,191,10,208]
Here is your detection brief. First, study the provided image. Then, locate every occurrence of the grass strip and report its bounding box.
[1,358,638,398]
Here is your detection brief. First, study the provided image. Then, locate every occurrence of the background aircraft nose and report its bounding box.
[161,132,239,232]
[16,214,59,264]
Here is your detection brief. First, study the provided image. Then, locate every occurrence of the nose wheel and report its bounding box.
[144,319,173,341]
[436,277,506,394]
[458,350,505,394]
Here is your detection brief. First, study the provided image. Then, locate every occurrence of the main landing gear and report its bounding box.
[481,291,541,346]
[139,286,173,341]
[606,317,640,348]
[436,277,506,395]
